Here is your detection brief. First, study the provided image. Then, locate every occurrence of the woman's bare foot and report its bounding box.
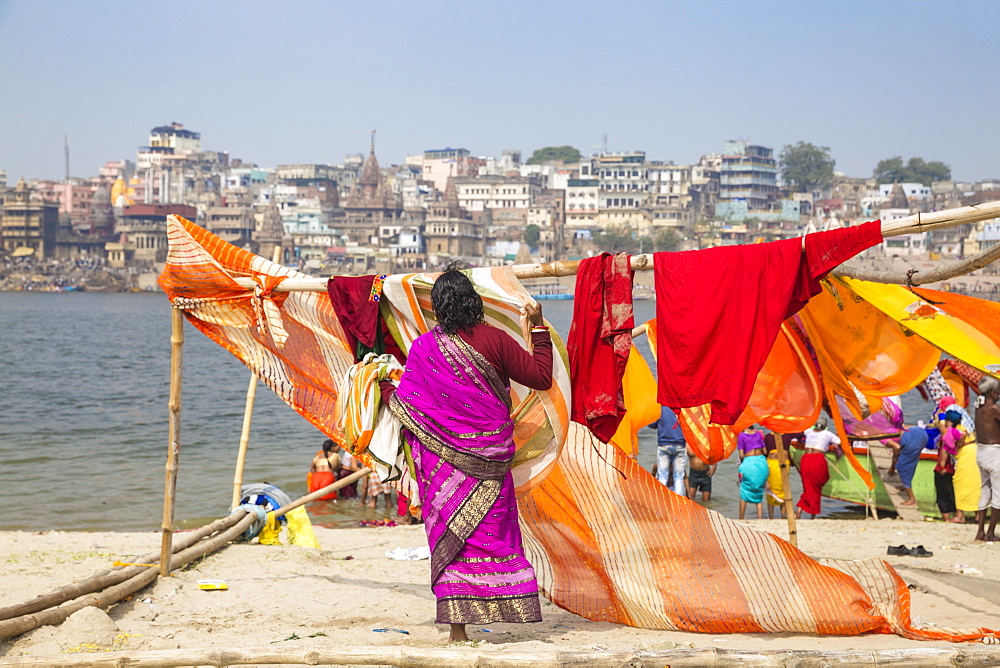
[449,623,469,643]
[899,500,916,506]
[948,517,966,523]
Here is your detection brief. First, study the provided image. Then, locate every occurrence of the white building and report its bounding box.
[565,178,599,228]
[451,175,538,213]
[879,207,927,256]
[878,183,930,201]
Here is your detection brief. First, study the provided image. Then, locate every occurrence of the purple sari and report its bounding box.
[389,327,542,625]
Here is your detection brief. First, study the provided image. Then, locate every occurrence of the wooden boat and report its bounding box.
[789,441,978,518]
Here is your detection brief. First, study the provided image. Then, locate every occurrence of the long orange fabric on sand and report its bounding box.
[160,215,997,642]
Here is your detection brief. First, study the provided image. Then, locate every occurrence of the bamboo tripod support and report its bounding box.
[160,307,184,577]
[774,437,797,547]
[229,245,282,511]
[230,374,258,510]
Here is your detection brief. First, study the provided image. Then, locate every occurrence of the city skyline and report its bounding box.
[1,0,998,183]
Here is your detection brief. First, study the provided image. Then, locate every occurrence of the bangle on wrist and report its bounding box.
[531,325,549,331]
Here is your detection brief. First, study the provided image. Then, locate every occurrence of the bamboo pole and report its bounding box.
[270,467,370,518]
[160,307,184,577]
[223,201,1000,293]
[230,374,258,510]
[4,644,1000,667]
[227,245,284,511]
[0,513,244,623]
[774,436,797,548]
[836,238,1000,285]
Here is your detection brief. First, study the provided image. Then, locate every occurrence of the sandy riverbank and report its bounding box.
[1,519,998,663]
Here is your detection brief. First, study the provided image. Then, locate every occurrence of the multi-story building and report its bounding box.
[716,141,778,219]
[529,188,566,261]
[421,148,483,193]
[594,152,648,211]
[0,178,59,258]
[106,203,197,268]
[878,183,930,202]
[423,182,483,265]
[204,204,254,246]
[589,151,651,233]
[565,178,599,229]
[450,174,539,227]
[647,163,696,229]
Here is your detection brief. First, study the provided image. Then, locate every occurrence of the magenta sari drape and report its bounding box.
[389,327,542,624]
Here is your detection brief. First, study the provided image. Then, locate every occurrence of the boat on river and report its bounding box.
[789,440,978,519]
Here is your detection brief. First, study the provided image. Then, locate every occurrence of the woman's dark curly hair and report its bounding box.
[431,263,485,334]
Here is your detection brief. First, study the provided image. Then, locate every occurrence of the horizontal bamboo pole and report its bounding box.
[271,467,371,517]
[4,643,1000,666]
[0,513,244,623]
[0,512,257,640]
[836,238,1000,285]
[221,201,1000,293]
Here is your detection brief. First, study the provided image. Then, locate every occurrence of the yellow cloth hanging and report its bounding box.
[608,346,661,457]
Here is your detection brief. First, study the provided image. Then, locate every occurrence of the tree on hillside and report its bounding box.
[654,228,682,253]
[779,142,836,193]
[589,226,684,254]
[591,226,639,253]
[526,146,582,165]
[873,156,951,186]
[523,224,540,249]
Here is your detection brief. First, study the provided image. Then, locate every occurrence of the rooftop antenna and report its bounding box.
[602,132,608,155]
[64,134,70,182]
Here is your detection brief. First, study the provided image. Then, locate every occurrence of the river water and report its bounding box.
[0,292,932,532]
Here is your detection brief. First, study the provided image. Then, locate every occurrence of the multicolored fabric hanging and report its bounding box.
[159,215,997,642]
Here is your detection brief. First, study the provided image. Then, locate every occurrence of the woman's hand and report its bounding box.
[525,301,544,327]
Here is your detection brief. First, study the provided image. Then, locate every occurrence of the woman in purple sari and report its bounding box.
[386,268,553,642]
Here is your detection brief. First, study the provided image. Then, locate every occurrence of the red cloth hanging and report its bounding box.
[653,221,883,425]
[567,252,634,442]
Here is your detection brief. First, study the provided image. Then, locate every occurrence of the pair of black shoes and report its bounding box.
[887,544,933,557]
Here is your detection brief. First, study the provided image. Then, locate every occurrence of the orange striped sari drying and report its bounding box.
[159,215,997,642]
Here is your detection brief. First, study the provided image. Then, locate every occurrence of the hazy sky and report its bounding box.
[2,0,998,183]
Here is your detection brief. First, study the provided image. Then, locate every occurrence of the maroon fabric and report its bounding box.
[653,221,884,425]
[380,324,553,405]
[457,324,553,390]
[327,276,380,352]
[567,252,634,443]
